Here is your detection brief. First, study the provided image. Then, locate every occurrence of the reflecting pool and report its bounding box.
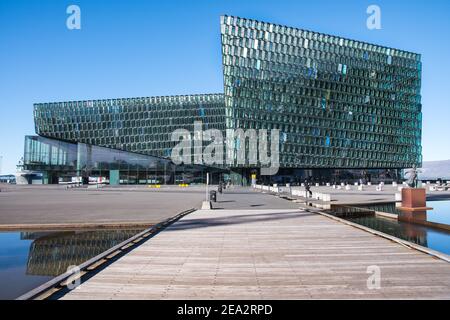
[326,201,450,256]
[0,228,144,300]
[427,200,450,225]
[354,200,450,226]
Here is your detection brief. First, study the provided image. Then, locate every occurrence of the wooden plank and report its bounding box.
[60,209,450,300]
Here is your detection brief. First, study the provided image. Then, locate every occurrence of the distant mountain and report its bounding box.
[419,160,450,180]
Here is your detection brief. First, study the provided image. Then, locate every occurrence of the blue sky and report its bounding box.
[1,0,449,174]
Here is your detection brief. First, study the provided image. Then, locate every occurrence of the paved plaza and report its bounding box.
[1,184,449,229]
[0,185,297,229]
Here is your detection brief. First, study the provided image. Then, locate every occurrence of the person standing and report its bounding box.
[305,179,312,198]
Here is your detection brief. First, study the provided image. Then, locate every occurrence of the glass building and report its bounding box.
[34,94,225,159]
[26,94,226,185]
[22,15,422,185]
[221,15,422,183]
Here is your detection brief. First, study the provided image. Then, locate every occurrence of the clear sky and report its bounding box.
[1,0,449,174]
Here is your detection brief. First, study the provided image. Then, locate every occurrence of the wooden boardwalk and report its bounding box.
[60,209,450,300]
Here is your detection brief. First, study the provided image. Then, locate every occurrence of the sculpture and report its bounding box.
[405,165,420,188]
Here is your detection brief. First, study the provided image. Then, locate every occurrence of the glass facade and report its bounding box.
[23,15,423,185]
[221,15,422,169]
[23,136,223,184]
[34,94,225,159]
[24,136,78,172]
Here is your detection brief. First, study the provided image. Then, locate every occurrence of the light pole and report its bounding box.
[201,171,212,210]
[205,171,209,201]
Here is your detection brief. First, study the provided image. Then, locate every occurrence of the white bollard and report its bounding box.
[358,185,364,191]
[367,182,372,186]
[392,182,398,187]
[395,193,402,202]
[354,182,358,186]
[315,183,320,187]
[345,185,351,190]
[326,183,330,187]
[341,183,345,187]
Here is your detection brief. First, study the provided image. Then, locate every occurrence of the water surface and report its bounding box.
[0,228,144,300]
[327,201,450,256]
[355,200,450,226]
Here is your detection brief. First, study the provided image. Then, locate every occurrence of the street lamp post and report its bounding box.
[205,171,209,201]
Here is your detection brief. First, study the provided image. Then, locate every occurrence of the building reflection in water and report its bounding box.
[343,215,428,248]
[21,229,144,277]
[398,210,428,224]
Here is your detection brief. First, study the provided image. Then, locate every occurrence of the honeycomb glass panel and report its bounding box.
[220,15,422,169]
